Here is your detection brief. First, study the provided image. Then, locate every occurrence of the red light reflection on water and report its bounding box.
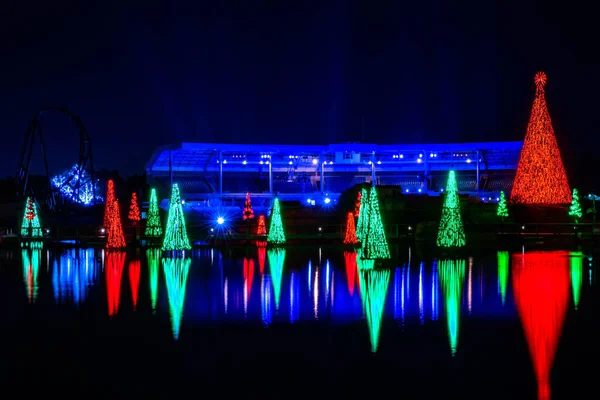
[512,251,570,400]
[128,259,140,310]
[344,251,358,296]
[106,252,126,317]
[257,242,266,275]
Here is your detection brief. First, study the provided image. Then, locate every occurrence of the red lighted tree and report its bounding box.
[256,214,266,235]
[104,180,116,226]
[243,192,255,220]
[106,199,126,249]
[343,211,358,244]
[510,72,571,204]
[354,191,362,218]
[128,192,141,226]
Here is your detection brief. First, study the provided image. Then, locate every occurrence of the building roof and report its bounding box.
[146,141,523,173]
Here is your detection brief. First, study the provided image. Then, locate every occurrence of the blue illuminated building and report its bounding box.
[146,141,522,211]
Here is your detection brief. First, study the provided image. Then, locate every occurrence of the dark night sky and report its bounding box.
[1,0,598,180]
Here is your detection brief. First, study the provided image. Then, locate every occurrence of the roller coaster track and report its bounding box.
[15,107,96,210]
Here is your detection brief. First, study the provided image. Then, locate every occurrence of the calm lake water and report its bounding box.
[1,243,597,398]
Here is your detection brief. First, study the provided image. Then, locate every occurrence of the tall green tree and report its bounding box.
[437,171,466,248]
[162,184,191,251]
[267,198,286,244]
[145,188,163,237]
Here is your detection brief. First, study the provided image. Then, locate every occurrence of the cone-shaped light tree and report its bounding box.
[267,198,286,244]
[145,188,163,237]
[162,184,191,251]
[104,180,116,226]
[343,211,358,245]
[510,72,571,204]
[356,188,369,242]
[106,199,126,249]
[361,186,390,259]
[21,197,43,238]
[256,214,266,235]
[354,190,362,218]
[243,192,255,220]
[128,192,141,226]
[497,191,509,220]
[437,171,466,248]
[568,188,583,223]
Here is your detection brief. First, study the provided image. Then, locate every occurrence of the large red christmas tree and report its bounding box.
[510,72,571,204]
[343,211,358,245]
[106,199,126,249]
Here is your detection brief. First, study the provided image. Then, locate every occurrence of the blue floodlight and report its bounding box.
[324,197,331,204]
[217,217,225,225]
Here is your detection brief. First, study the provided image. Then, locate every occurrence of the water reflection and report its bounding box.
[512,251,570,400]
[261,273,272,325]
[344,251,357,296]
[147,249,161,313]
[243,257,254,316]
[53,248,98,306]
[22,243,42,303]
[570,252,583,310]
[106,251,126,316]
[289,271,299,323]
[129,259,140,310]
[6,245,593,378]
[163,257,191,340]
[497,251,509,305]
[439,259,466,356]
[359,268,391,353]
[267,248,285,310]
[257,241,266,274]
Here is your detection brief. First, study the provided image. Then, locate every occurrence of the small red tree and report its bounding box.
[106,199,126,249]
[256,214,266,235]
[243,192,255,220]
[25,197,36,221]
[128,192,141,226]
[354,191,362,218]
[343,211,358,244]
[104,180,116,226]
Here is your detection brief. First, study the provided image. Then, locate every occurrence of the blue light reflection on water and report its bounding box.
[15,246,593,343]
[52,248,98,306]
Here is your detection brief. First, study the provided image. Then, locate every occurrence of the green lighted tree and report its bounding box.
[361,186,390,259]
[145,188,163,237]
[21,197,43,238]
[356,188,369,242]
[568,188,583,223]
[162,184,191,251]
[497,191,509,220]
[267,197,286,245]
[437,170,466,248]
